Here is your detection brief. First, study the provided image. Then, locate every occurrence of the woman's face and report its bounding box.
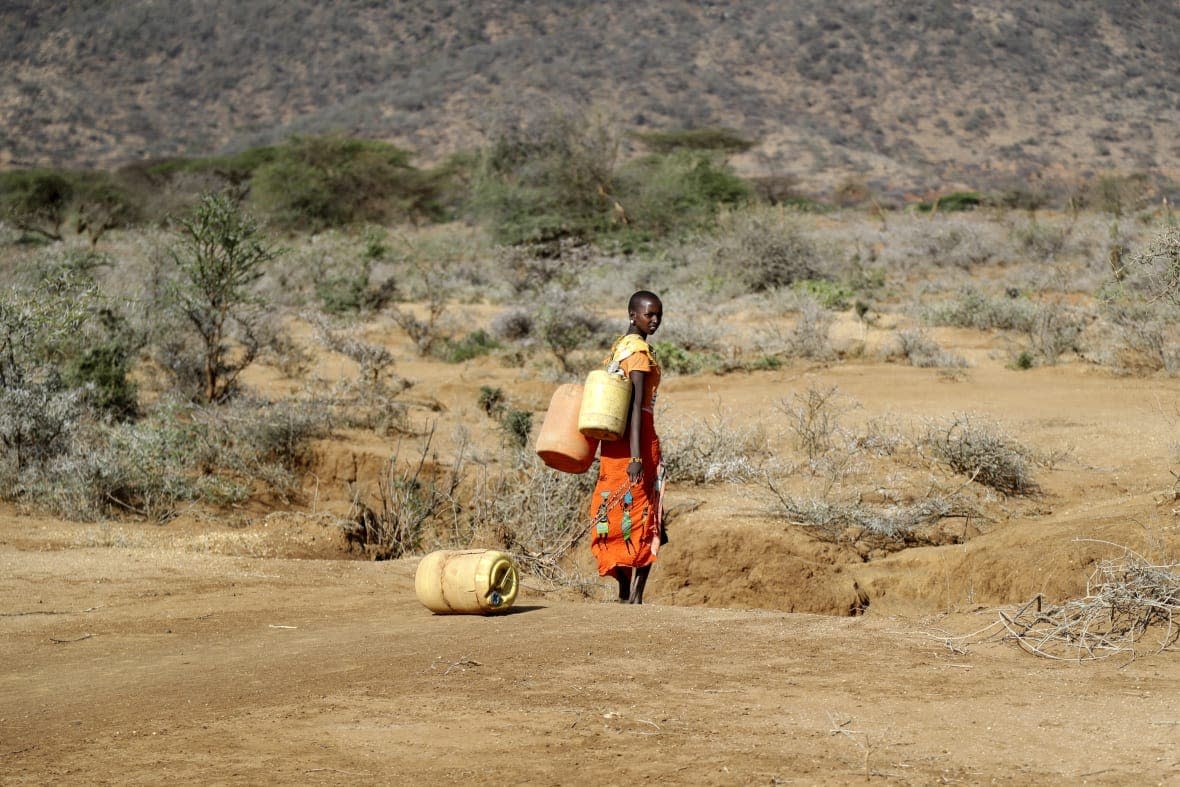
[631,298,662,336]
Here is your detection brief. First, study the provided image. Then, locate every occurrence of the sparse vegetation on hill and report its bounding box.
[4,1,1180,200]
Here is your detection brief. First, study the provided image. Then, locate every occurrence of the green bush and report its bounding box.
[0,169,142,244]
[439,329,500,363]
[145,145,281,183]
[794,279,854,309]
[314,259,396,315]
[478,386,506,419]
[614,150,751,238]
[0,272,96,481]
[71,171,141,245]
[500,409,534,449]
[65,341,138,421]
[535,301,607,374]
[631,127,755,154]
[471,107,749,244]
[251,135,443,230]
[650,341,717,375]
[916,191,984,213]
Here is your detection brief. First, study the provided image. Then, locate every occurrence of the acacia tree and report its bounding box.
[167,193,279,404]
[0,170,73,241]
[471,102,621,244]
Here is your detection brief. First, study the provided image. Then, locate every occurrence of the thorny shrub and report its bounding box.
[534,292,609,374]
[891,328,968,368]
[764,490,979,556]
[661,408,771,484]
[710,206,830,292]
[778,384,851,463]
[343,431,597,590]
[17,396,332,521]
[346,428,464,560]
[1098,303,1180,374]
[491,308,534,342]
[923,287,1036,332]
[1025,300,1087,365]
[1129,226,1180,305]
[467,453,597,589]
[785,299,837,361]
[164,192,281,404]
[923,414,1038,496]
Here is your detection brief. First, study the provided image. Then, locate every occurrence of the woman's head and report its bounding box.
[628,290,662,337]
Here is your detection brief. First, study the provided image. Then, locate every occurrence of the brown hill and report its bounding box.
[3,1,1180,195]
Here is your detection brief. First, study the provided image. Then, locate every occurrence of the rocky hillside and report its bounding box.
[3,1,1178,195]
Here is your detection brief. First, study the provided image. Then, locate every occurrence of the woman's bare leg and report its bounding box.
[628,565,651,604]
[614,568,630,602]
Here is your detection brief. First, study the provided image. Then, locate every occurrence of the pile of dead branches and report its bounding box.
[999,543,1180,661]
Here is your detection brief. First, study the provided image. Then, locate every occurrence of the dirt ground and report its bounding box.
[3,314,1180,784]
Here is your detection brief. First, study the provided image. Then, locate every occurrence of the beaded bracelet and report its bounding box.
[628,457,643,463]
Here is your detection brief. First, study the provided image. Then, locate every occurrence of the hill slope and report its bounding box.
[3,1,1179,194]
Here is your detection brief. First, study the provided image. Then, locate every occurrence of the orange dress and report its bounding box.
[588,335,664,577]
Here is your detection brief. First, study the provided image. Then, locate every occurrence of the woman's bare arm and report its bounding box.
[627,369,646,483]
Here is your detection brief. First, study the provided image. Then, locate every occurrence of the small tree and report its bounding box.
[0,169,73,241]
[167,193,280,404]
[0,273,95,478]
[72,171,140,246]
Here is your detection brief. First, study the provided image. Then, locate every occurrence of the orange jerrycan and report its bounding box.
[536,383,599,473]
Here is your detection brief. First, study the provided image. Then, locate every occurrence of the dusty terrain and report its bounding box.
[3,313,1180,784]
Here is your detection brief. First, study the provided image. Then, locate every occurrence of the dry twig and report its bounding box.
[998,542,1180,661]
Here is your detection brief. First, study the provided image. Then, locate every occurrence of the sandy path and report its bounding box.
[3,534,1178,785]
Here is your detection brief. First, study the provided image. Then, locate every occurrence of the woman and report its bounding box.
[589,290,665,604]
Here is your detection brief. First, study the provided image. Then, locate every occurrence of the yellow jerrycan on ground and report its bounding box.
[577,369,631,441]
[415,549,519,614]
[535,383,599,473]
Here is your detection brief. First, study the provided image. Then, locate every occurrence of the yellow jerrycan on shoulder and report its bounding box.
[415,549,519,615]
[577,369,631,442]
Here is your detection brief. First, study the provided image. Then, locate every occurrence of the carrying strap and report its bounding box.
[605,334,653,377]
